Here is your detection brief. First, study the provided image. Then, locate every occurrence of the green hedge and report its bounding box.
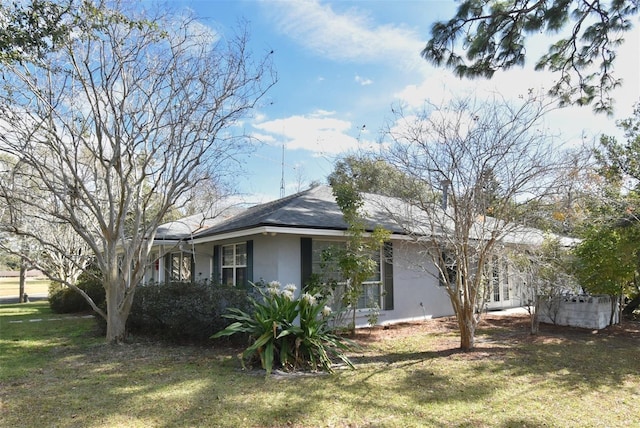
[126,281,252,343]
[49,272,105,314]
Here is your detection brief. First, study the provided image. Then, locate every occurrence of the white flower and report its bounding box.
[281,289,294,301]
[266,281,280,296]
[284,283,297,293]
[322,305,332,317]
[301,292,317,306]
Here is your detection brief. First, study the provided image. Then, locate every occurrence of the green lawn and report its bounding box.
[1,302,639,427]
[0,277,50,297]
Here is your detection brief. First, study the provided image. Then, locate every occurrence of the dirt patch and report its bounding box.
[350,313,640,350]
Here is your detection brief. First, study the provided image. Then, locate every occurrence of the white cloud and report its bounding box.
[393,25,639,143]
[394,67,559,110]
[355,75,373,86]
[253,110,370,155]
[264,0,424,68]
[393,26,639,147]
[250,132,277,144]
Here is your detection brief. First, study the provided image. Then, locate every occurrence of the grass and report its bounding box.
[0,277,50,297]
[1,302,639,427]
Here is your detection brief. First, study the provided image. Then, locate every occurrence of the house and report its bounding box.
[144,185,548,326]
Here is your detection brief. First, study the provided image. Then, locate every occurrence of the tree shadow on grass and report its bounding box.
[349,316,640,406]
[3,314,639,428]
[348,345,510,369]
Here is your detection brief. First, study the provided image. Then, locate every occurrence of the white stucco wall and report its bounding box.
[186,234,303,288]
[151,235,455,325]
[252,234,301,287]
[150,234,542,328]
[192,250,212,283]
[376,240,453,325]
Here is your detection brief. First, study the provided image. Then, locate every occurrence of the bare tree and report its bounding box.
[0,1,275,342]
[0,156,92,295]
[380,93,571,350]
[510,236,579,334]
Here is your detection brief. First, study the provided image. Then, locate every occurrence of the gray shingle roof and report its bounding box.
[191,185,404,239]
[155,206,246,240]
[156,185,576,247]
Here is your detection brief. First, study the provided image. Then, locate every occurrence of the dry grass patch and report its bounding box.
[0,277,50,297]
[1,302,639,427]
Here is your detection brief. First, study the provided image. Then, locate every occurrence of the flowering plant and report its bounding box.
[212,281,355,374]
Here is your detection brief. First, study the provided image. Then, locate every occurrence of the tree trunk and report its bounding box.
[19,261,26,303]
[106,308,127,343]
[530,298,540,335]
[458,312,476,351]
[622,293,640,315]
[104,281,134,344]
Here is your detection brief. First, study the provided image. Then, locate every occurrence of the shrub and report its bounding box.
[127,281,251,343]
[212,281,356,374]
[49,272,105,314]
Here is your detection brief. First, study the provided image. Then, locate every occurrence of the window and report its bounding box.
[169,252,192,282]
[492,262,500,302]
[502,259,510,300]
[487,256,510,303]
[221,242,247,287]
[311,240,383,310]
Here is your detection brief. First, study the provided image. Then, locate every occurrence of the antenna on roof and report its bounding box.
[279,144,285,198]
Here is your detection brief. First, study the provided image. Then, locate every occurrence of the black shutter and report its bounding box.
[164,252,172,283]
[300,237,313,291]
[245,240,253,289]
[189,253,195,284]
[212,245,220,285]
[383,241,394,310]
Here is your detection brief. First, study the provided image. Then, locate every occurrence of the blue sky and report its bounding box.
[167,0,640,204]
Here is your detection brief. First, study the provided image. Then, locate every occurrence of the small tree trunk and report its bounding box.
[457,311,476,351]
[530,297,540,335]
[622,293,640,315]
[19,262,26,303]
[350,307,356,336]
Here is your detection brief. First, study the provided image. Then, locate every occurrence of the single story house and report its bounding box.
[144,185,555,326]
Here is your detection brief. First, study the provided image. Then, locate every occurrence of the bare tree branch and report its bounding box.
[0,1,276,342]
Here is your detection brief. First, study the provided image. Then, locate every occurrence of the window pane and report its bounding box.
[222,268,234,286]
[502,261,510,300]
[492,262,500,302]
[312,241,345,281]
[222,245,234,266]
[366,250,381,282]
[312,240,383,309]
[236,243,247,266]
[358,283,381,309]
[236,267,246,288]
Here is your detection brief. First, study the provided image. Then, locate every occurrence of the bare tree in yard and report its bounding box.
[380,93,572,350]
[0,1,275,342]
[511,236,580,334]
[0,156,93,300]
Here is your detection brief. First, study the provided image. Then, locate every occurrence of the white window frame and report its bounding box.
[487,256,511,304]
[311,239,383,310]
[221,242,247,287]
